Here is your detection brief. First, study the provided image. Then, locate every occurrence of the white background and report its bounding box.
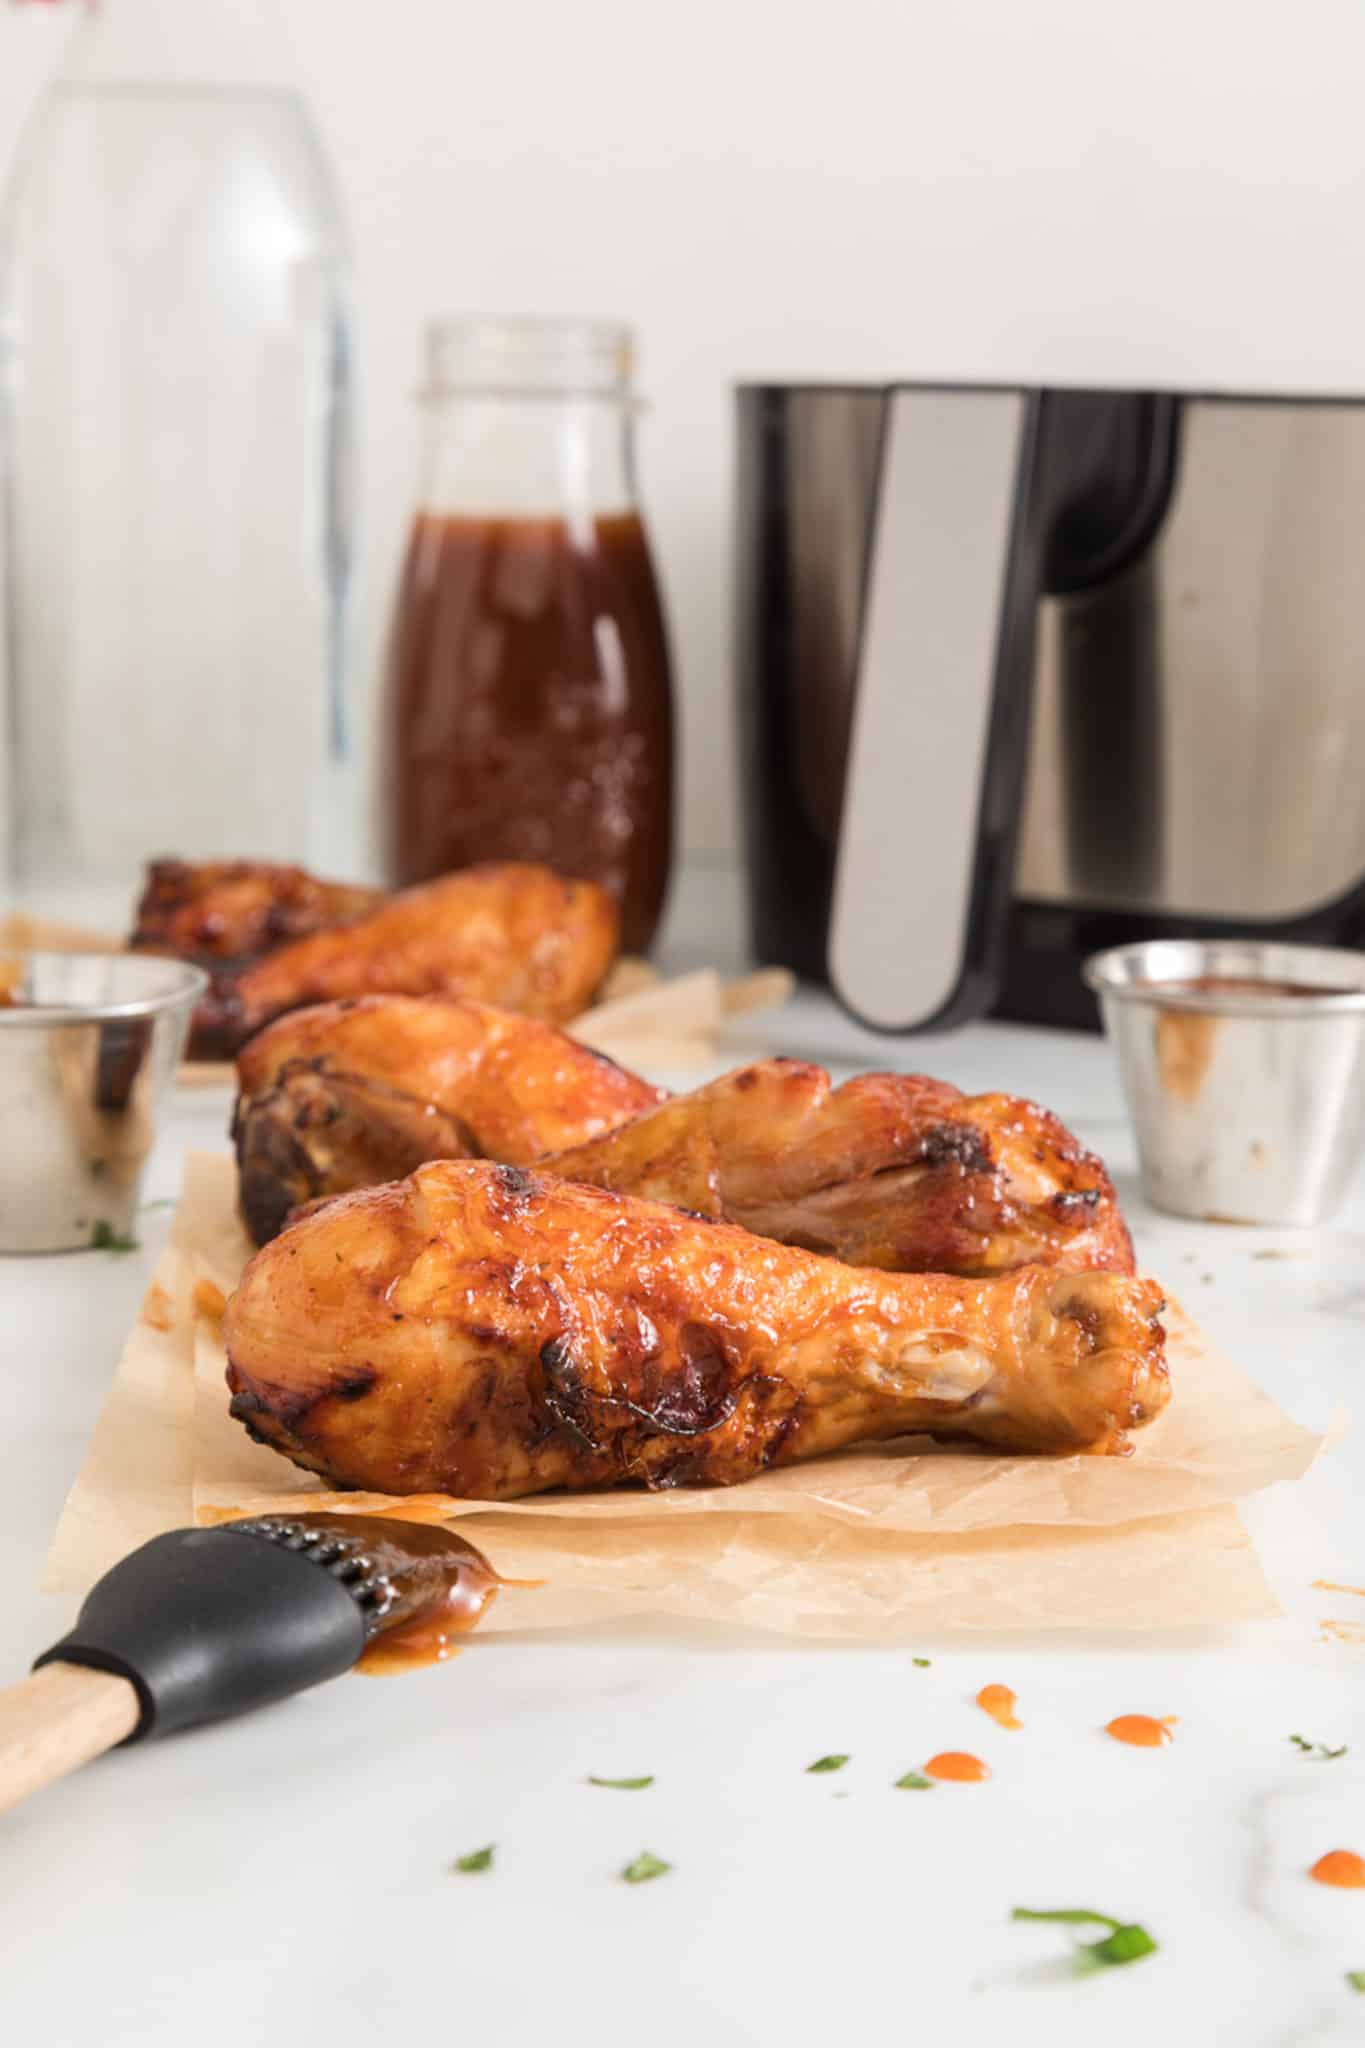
[4,0,1365,864]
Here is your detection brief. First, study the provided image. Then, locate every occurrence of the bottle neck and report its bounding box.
[418,392,639,521]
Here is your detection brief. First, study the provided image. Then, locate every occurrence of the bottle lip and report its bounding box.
[423,316,635,399]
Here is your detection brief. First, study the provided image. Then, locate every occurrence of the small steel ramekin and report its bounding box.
[1083,939,1365,1226]
[0,951,207,1254]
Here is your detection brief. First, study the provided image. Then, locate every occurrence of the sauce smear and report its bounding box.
[924,1751,991,1783]
[975,1683,1021,1730]
[265,1512,502,1675]
[1310,1850,1365,1889]
[1106,1714,1175,1748]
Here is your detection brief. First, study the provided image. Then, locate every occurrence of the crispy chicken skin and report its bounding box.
[223,1160,1169,1499]
[233,995,665,1244]
[188,863,619,1057]
[131,858,383,962]
[548,1060,1135,1277]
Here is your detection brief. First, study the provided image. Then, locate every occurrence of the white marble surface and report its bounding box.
[3,915,1365,2045]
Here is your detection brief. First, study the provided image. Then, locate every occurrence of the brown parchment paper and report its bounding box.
[44,1150,1324,1633]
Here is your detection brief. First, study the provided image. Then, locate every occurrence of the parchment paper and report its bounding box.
[44,1151,1326,1632]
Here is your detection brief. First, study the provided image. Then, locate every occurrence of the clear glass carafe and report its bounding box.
[0,0,354,918]
[380,317,674,954]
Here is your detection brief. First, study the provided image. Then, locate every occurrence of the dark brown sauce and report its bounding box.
[279,1511,502,1675]
[382,510,674,953]
[1143,975,1347,1000]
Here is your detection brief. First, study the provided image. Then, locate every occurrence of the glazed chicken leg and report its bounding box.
[235,997,1132,1277]
[546,1060,1135,1275]
[234,995,664,1243]
[131,858,383,962]
[188,863,619,1057]
[223,1160,1169,1499]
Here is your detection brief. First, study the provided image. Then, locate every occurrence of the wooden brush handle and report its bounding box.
[0,1661,140,1816]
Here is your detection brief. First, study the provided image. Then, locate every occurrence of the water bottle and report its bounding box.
[0,0,355,921]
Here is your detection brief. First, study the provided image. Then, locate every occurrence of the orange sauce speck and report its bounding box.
[924,1751,991,1783]
[192,1278,227,1330]
[1106,1714,1175,1748]
[976,1684,1021,1730]
[1310,1850,1365,1889]
[1313,1581,1365,1598]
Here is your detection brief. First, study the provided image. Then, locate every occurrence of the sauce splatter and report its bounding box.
[140,1281,175,1332]
[1319,1620,1365,1646]
[1310,1850,1365,1889]
[192,1278,227,1330]
[976,1684,1021,1730]
[1314,1581,1365,1599]
[924,1751,991,1783]
[1106,1714,1176,1748]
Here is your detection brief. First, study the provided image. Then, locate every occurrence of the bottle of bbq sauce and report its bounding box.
[380,318,675,953]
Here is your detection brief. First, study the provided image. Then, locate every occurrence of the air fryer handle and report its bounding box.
[827,387,1042,1032]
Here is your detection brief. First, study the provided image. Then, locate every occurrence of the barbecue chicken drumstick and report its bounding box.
[223,1160,1169,1498]
[548,1060,1134,1275]
[131,858,383,962]
[234,995,664,1244]
[187,863,619,1057]
[234,1000,1132,1275]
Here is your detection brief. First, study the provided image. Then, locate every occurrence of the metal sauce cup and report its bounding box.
[0,951,207,1254]
[1083,940,1365,1226]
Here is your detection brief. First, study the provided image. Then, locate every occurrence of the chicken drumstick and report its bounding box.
[223,1160,1169,1499]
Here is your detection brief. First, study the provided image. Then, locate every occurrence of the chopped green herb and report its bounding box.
[1013,1907,1158,1974]
[1290,1734,1348,1760]
[806,1754,849,1774]
[912,1657,932,1668]
[453,1844,494,1873]
[139,1197,176,1213]
[1013,1908,1124,1928]
[621,1851,670,1884]
[1346,1971,1365,1994]
[588,1774,654,1790]
[89,1220,139,1253]
[894,1771,933,1790]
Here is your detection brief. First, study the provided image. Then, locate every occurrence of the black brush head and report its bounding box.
[34,1522,380,1742]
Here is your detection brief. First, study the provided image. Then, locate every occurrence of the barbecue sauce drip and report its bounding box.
[280,1511,501,1674]
[975,1683,1021,1730]
[924,1751,991,1783]
[1106,1714,1176,1748]
[1310,1850,1365,1889]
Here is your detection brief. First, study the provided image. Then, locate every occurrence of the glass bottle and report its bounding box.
[381,317,674,954]
[0,0,354,919]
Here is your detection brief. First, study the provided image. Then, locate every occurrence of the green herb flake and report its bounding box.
[894,1771,934,1790]
[621,1851,670,1884]
[90,1220,139,1253]
[806,1754,849,1774]
[1346,1971,1365,1994]
[453,1844,495,1873]
[139,1197,176,1213]
[912,1657,932,1668]
[1290,1734,1348,1760]
[1012,1907,1158,1974]
[587,1774,654,1790]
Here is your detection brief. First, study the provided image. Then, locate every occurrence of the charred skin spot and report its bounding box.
[1060,1297,1104,1347]
[492,1165,537,1199]
[639,1322,735,1434]
[227,1364,376,1434]
[1049,1186,1102,1220]
[235,1093,325,1246]
[538,1335,604,1451]
[919,1123,993,1175]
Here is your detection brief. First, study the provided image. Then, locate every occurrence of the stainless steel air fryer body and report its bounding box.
[736,384,1365,1032]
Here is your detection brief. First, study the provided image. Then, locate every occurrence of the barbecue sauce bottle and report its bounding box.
[380,318,675,953]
